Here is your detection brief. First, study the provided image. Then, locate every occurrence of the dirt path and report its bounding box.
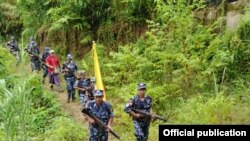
[53,90,87,125]
[45,83,117,141]
[23,60,118,140]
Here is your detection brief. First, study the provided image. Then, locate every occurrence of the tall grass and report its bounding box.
[0,47,87,141]
[0,78,33,141]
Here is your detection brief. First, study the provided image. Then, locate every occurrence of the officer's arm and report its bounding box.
[73,82,87,91]
[108,116,113,127]
[74,65,78,78]
[74,86,86,91]
[129,111,138,118]
[125,100,135,116]
[150,108,153,114]
[61,64,67,72]
[150,108,156,121]
[107,104,114,129]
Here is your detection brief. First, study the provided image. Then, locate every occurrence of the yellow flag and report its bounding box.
[92,41,106,101]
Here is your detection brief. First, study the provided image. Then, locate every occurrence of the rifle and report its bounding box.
[24,48,46,65]
[81,109,121,141]
[132,109,168,122]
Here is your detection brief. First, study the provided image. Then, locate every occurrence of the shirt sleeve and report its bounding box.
[107,103,114,118]
[74,80,79,88]
[86,101,92,112]
[146,96,152,109]
[124,97,134,113]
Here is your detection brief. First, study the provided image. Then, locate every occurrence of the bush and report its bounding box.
[40,117,87,141]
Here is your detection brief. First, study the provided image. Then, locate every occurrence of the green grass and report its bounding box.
[0,47,87,141]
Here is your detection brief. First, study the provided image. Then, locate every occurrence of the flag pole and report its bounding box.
[92,41,106,101]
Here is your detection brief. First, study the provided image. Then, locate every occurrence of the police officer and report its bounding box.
[84,89,114,141]
[41,47,50,84]
[74,71,92,107]
[6,36,20,63]
[62,54,78,102]
[88,77,96,101]
[26,37,40,72]
[124,82,155,141]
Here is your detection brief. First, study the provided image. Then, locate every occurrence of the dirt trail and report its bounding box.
[53,89,87,125]
[22,60,118,140]
[45,83,117,141]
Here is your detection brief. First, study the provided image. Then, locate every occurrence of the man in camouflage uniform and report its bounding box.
[124,82,155,141]
[41,47,50,83]
[6,36,20,64]
[26,37,40,72]
[62,54,78,102]
[83,89,114,141]
[74,71,92,107]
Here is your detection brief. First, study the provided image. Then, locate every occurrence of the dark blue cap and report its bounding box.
[94,89,103,96]
[45,47,50,52]
[67,54,73,59]
[137,82,146,89]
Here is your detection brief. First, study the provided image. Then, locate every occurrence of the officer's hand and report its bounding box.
[151,112,156,119]
[106,125,112,132]
[151,113,157,122]
[134,113,142,119]
[88,118,95,124]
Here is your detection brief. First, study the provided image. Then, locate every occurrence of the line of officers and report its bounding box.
[6,36,157,141]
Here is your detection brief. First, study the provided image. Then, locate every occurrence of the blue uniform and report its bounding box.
[74,78,91,107]
[6,39,20,63]
[86,101,114,141]
[41,49,50,83]
[125,95,152,141]
[62,61,77,101]
[26,41,40,71]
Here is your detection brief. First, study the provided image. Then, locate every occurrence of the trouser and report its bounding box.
[42,66,48,81]
[43,66,49,78]
[89,125,108,141]
[65,77,76,101]
[79,93,88,107]
[31,60,40,72]
[133,120,150,141]
[11,51,20,65]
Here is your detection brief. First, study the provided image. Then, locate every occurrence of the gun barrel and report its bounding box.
[133,109,168,122]
[155,115,168,122]
[82,109,121,140]
[109,130,121,140]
